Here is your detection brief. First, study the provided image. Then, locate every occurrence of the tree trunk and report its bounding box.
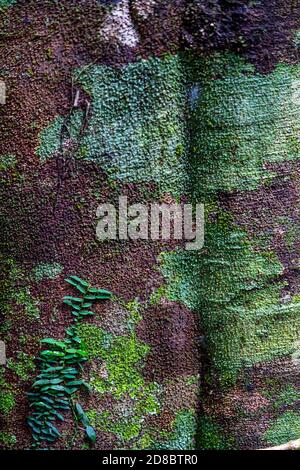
[1,0,300,450]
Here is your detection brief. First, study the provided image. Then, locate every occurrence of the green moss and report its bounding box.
[80,323,155,400]
[0,391,15,416]
[125,299,143,331]
[13,286,40,319]
[7,352,35,381]
[0,257,40,321]
[0,154,17,170]
[197,417,234,450]
[19,334,32,347]
[80,322,160,447]
[91,333,149,399]
[135,432,153,450]
[78,324,113,359]
[272,385,300,410]
[188,53,300,196]
[149,286,167,306]
[0,432,17,448]
[0,0,16,9]
[88,409,144,443]
[153,410,197,450]
[0,371,15,416]
[160,204,293,386]
[264,411,300,445]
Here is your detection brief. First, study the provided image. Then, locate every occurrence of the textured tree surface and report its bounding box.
[1,0,300,450]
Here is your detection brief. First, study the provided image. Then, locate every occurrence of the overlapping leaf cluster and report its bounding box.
[27,276,112,448]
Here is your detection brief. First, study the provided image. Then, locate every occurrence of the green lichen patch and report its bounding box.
[264,411,300,446]
[37,55,188,196]
[0,153,22,186]
[0,257,40,321]
[0,370,15,416]
[154,410,197,450]
[262,383,300,411]
[0,154,17,171]
[12,286,40,320]
[79,322,160,447]
[32,262,63,282]
[159,204,292,387]
[188,53,300,196]
[197,416,234,450]
[7,352,35,381]
[0,391,15,416]
[80,323,158,401]
[273,385,300,410]
[0,0,16,10]
[0,432,17,448]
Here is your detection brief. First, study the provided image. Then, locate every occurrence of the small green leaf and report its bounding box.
[40,350,65,358]
[65,279,86,293]
[53,411,64,421]
[67,380,83,386]
[65,387,78,395]
[85,425,96,443]
[68,276,89,287]
[72,336,81,344]
[32,402,52,410]
[43,366,64,373]
[84,294,111,300]
[48,423,60,436]
[82,381,93,393]
[63,300,81,310]
[63,296,83,302]
[63,368,78,374]
[88,287,112,296]
[33,379,51,387]
[75,403,84,418]
[40,339,66,349]
[48,385,65,392]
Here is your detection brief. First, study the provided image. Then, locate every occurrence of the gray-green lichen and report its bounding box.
[37,55,188,196]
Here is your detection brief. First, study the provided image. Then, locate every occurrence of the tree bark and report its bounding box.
[1,0,300,450]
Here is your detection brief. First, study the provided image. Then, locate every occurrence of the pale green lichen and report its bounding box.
[188,53,300,196]
[0,258,40,321]
[79,321,160,447]
[32,262,63,282]
[0,154,17,171]
[7,352,35,381]
[273,385,300,410]
[159,205,295,386]
[37,55,188,196]
[153,410,197,450]
[0,370,15,416]
[0,0,16,9]
[197,416,234,450]
[264,411,300,446]
[0,432,17,448]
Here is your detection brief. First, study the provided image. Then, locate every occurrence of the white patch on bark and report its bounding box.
[0,81,6,105]
[133,0,156,20]
[100,0,139,48]
[0,341,6,365]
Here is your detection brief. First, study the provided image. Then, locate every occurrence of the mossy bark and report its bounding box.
[1,0,300,450]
